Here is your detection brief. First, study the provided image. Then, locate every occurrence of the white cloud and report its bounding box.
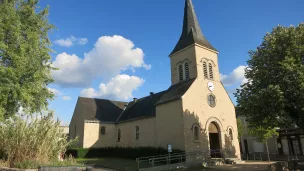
[62,96,72,101]
[78,38,88,45]
[54,38,74,47]
[54,36,88,47]
[48,88,62,96]
[80,74,144,101]
[48,87,71,101]
[52,35,151,87]
[221,66,248,86]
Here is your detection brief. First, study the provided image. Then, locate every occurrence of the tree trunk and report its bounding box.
[266,141,270,162]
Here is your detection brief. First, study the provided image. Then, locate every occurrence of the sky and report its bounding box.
[37,0,304,125]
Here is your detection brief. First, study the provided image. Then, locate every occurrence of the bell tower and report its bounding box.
[170,0,220,85]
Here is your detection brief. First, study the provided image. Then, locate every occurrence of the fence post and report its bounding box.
[247,153,249,161]
[260,153,262,161]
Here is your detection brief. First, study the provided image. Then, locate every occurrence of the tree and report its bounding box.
[0,0,55,120]
[236,118,244,141]
[248,126,278,162]
[235,23,304,129]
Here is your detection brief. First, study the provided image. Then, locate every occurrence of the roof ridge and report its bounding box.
[78,96,127,103]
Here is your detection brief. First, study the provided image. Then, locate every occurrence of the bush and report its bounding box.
[0,113,77,167]
[66,147,184,159]
[14,160,41,169]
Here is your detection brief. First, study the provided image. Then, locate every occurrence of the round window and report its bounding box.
[208,94,216,107]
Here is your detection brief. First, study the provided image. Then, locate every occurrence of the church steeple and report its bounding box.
[170,0,217,55]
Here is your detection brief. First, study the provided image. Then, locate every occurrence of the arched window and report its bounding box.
[208,94,216,107]
[194,125,199,140]
[101,126,106,135]
[184,62,190,80]
[209,63,214,79]
[179,64,184,82]
[203,62,208,78]
[229,129,233,140]
[117,129,121,142]
[135,126,139,140]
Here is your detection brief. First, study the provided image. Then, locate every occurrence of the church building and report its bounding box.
[70,0,240,159]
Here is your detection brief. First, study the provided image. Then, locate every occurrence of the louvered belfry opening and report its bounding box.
[184,62,190,80]
[179,65,184,81]
[209,63,214,79]
[203,62,208,78]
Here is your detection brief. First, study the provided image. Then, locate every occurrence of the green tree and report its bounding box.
[248,126,278,162]
[235,23,304,129]
[236,118,244,141]
[0,0,55,120]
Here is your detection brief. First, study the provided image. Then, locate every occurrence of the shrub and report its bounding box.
[0,112,77,167]
[14,160,41,169]
[66,147,184,159]
[0,160,9,168]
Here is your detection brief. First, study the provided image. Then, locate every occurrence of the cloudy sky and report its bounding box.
[39,0,304,125]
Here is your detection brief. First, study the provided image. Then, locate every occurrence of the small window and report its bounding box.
[135,126,139,140]
[229,129,233,140]
[184,62,190,80]
[194,126,199,140]
[101,126,106,135]
[203,62,208,78]
[208,94,216,107]
[117,129,121,142]
[209,63,214,79]
[179,65,184,81]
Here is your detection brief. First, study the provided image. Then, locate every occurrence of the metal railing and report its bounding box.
[135,149,224,170]
[241,153,303,162]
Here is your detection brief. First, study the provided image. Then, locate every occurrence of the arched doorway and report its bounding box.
[209,122,221,158]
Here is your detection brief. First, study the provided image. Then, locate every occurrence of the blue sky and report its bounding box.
[38,0,304,125]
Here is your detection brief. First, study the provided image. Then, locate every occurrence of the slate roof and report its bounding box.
[116,78,195,123]
[75,79,195,124]
[170,0,217,55]
[76,97,127,123]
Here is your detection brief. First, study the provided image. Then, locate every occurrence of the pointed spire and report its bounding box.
[170,0,217,55]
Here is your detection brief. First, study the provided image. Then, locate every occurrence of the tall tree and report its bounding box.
[235,23,304,129]
[0,0,55,120]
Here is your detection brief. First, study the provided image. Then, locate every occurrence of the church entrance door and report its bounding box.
[209,122,221,158]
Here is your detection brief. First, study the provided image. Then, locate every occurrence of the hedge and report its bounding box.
[66,147,183,159]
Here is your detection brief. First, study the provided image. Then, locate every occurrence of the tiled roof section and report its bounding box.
[75,79,195,123]
[156,78,195,105]
[170,0,217,55]
[116,79,195,123]
[78,97,127,123]
[116,91,167,123]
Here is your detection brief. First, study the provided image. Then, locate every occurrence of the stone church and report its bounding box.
[70,0,240,158]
